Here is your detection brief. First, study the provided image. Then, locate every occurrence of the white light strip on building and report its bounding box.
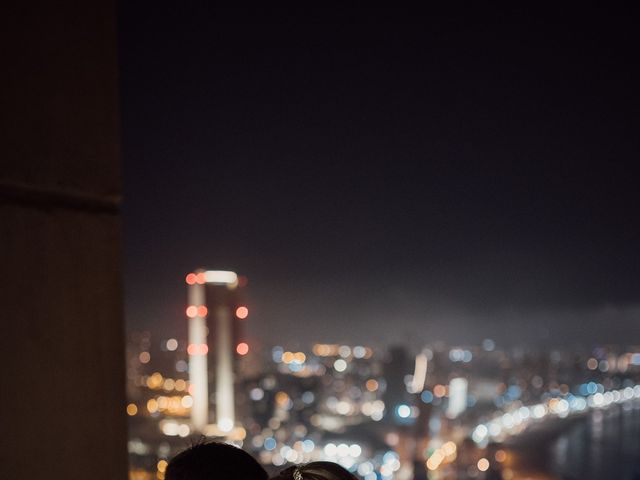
[215,305,235,432]
[204,270,238,285]
[411,352,428,393]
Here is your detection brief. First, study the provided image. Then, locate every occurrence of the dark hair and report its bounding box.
[271,462,357,480]
[166,441,268,480]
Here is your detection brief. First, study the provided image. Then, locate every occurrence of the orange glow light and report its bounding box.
[235,306,249,319]
[275,391,289,406]
[196,272,206,284]
[187,343,208,356]
[236,342,249,355]
[197,305,208,317]
[433,384,447,397]
[282,351,294,363]
[185,273,197,285]
[186,306,198,318]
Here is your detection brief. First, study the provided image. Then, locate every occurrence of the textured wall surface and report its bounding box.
[1,3,127,479]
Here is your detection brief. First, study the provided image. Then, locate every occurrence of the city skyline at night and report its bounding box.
[118,7,640,479]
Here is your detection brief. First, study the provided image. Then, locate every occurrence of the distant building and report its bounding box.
[384,345,413,424]
[185,270,248,434]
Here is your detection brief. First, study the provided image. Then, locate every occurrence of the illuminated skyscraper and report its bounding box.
[446,377,468,419]
[185,269,248,434]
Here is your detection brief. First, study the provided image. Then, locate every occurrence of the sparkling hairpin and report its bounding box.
[293,468,303,480]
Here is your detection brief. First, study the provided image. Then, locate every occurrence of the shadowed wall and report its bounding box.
[1,2,127,478]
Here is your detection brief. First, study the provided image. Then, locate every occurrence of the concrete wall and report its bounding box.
[0,3,128,479]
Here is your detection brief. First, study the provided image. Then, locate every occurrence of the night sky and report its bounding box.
[119,7,639,348]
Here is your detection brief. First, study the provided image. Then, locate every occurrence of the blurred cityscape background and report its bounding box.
[119,7,640,480]
[126,269,640,480]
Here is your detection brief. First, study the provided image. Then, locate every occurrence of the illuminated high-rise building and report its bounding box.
[446,377,468,419]
[185,269,249,434]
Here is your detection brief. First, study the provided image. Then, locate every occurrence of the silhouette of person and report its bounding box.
[166,441,268,480]
[271,462,358,480]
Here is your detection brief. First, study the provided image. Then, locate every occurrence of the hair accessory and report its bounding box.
[293,467,303,480]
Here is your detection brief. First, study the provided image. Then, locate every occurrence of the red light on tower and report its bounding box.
[186,273,197,285]
[196,272,206,284]
[187,305,207,318]
[235,306,249,319]
[188,343,208,355]
[236,342,249,355]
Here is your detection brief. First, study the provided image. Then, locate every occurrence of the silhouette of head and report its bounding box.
[272,462,357,480]
[166,441,268,480]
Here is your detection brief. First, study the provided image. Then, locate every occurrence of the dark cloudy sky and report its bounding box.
[119,6,640,347]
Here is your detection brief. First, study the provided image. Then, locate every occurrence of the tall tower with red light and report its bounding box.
[184,269,249,435]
